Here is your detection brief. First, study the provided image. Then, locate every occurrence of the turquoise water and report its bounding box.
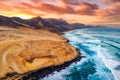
[41,27,120,80]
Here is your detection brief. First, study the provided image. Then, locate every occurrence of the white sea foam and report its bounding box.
[85,39,101,43]
[40,28,120,80]
[102,59,120,80]
[97,45,120,80]
[40,62,77,80]
[40,70,67,80]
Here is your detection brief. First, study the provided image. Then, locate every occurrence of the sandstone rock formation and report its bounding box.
[0,26,78,79]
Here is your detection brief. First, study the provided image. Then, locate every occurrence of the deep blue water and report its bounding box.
[40,27,120,80]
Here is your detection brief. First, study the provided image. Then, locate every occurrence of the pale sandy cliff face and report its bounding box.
[0,26,78,79]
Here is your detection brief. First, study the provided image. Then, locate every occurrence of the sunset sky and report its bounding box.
[0,0,120,27]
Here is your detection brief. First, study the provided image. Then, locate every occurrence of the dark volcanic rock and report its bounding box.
[21,55,82,80]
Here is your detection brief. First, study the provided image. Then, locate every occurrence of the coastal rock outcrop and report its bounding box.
[0,26,78,79]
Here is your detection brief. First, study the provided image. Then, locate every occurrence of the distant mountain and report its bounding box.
[71,23,86,29]
[0,15,106,34]
[0,15,19,27]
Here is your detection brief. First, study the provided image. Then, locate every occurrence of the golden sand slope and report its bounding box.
[0,26,78,78]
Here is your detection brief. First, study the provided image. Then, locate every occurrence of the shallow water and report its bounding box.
[40,27,120,80]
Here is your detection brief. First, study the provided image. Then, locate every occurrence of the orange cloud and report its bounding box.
[61,0,80,5]
[38,3,75,15]
[94,2,120,25]
[0,0,45,17]
[0,0,120,27]
[76,2,99,15]
[96,2,120,17]
[0,0,100,16]
[103,0,120,2]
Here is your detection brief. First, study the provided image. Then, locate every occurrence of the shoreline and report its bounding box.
[0,26,82,80]
[1,51,83,80]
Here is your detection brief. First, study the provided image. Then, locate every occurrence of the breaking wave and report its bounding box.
[40,27,120,80]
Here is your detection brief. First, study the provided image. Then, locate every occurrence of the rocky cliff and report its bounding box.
[0,26,79,79]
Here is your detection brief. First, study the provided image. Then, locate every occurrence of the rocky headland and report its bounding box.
[0,25,80,79]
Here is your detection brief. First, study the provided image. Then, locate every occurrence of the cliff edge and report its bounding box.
[0,26,78,79]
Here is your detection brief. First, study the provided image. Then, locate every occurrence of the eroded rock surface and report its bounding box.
[0,26,78,79]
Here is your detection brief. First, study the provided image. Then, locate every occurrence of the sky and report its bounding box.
[0,0,120,27]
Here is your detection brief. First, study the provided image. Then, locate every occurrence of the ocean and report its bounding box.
[40,27,120,80]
